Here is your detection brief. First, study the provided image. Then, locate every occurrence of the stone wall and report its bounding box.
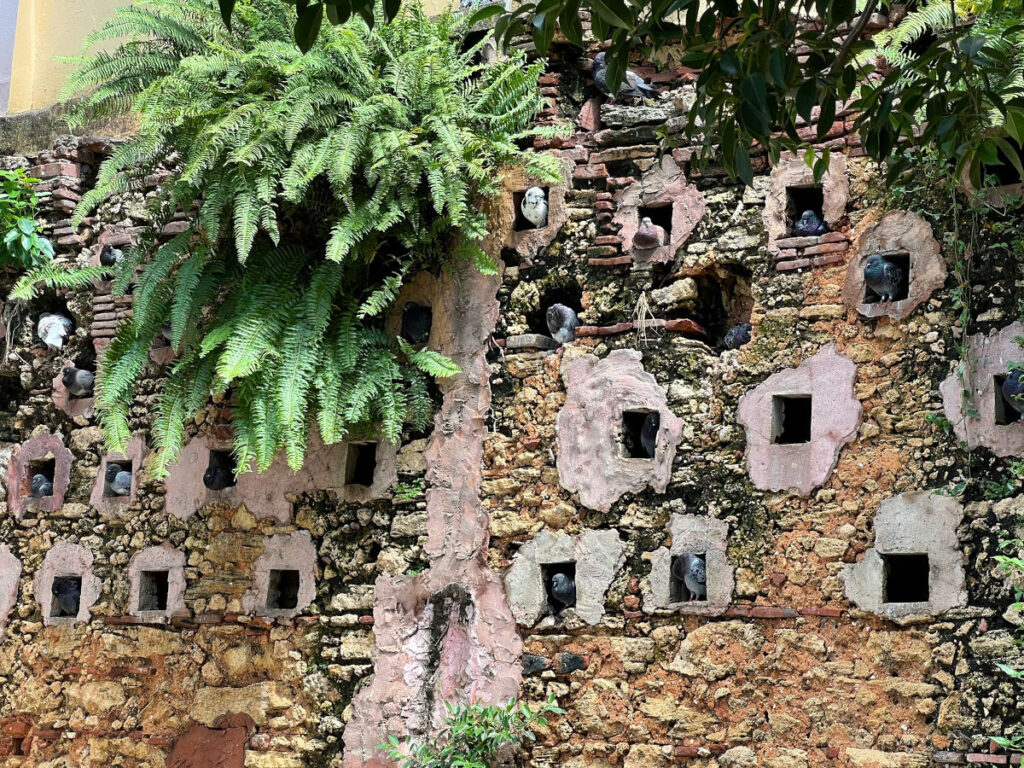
[0,30,1021,768]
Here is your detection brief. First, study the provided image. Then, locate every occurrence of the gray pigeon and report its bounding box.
[863,254,904,304]
[51,577,80,617]
[593,52,658,102]
[723,323,752,350]
[546,303,580,345]
[62,367,95,397]
[550,572,576,609]
[1002,368,1024,420]
[401,303,432,345]
[672,553,707,601]
[633,216,666,249]
[640,412,660,458]
[520,187,548,229]
[99,244,124,267]
[30,473,53,498]
[793,209,827,237]
[37,313,73,351]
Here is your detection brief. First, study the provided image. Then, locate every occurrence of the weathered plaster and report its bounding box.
[649,515,734,615]
[842,490,966,622]
[763,152,848,254]
[34,539,102,626]
[0,544,21,638]
[6,430,74,520]
[89,433,146,514]
[557,349,683,512]
[128,543,186,621]
[242,531,317,618]
[504,529,625,626]
[940,321,1024,457]
[736,344,862,495]
[843,210,945,320]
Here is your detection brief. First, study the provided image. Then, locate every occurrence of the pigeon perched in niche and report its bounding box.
[62,367,95,398]
[30,473,53,498]
[640,412,660,459]
[672,552,707,602]
[401,302,432,345]
[546,303,580,345]
[793,209,828,237]
[633,216,666,250]
[51,577,80,617]
[204,464,236,491]
[550,572,576,610]
[37,313,73,351]
[593,52,659,103]
[723,322,752,350]
[520,187,548,229]
[99,244,124,267]
[863,254,905,304]
[105,463,132,496]
[1002,368,1024,421]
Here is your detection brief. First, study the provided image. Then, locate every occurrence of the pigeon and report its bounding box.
[1002,368,1024,421]
[51,577,80,617]
[723,322,752,350]
[99,244,124,267]
[30,473,53,498]
[545,303,580,345]
[593,52,659,102]
[633,216,666,250]
[640,411,660,459]
[104,463,132,496]
[672,553,707,601]
[160,324,174,344]
[863,254,905,304]
[204,464,236,491]
[550,572,576,609]
[62,367,95,397]
[520,187,548,229]
[401,302,432,345]
[793,209,828,237]
[37,313,73,351]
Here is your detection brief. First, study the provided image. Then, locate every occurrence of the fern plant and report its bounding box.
[22,0,558,475]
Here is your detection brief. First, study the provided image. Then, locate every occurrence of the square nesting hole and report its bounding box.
[50,575,82,618]
[27,458,56,499]
[512,187,550,231]
[401,302,433,346]
[771,395,812,445]
[204,450,237,491]
[786,186,825,236]
[670,553,707,603]
[103,459,133,498]
[541,562,576,615]
[139,570,169,612]
[638,204,673,234]
[621,410,659,459]
[882,553,930,603]
[863,253,911,303]
[345,442,377,487]
[995,375,1024,426]
[267,569,300,610]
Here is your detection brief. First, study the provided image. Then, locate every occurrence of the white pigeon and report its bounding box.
[520,187,548,229]
[37,313,73,351]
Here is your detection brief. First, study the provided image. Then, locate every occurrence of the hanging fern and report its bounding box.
[43,0,560,475]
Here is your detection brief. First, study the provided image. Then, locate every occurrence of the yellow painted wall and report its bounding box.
[8,0,130,114]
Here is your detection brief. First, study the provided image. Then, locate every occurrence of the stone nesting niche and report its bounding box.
[386,272,440,351]
[842,210,945,321]
[612,154,706,265]
[504,529,625,626]
[89,434,147,514]
[557,349,684,513]
[0,545,22,639]
[763,152,850,271]
[939,320,1024,457]
[242,531,317,618]
[499,155,574,265]
[736,344,862,495]
[34,540,102,627]
[649,515,734,616]
[6,431,74,521]
[128,543,186,621]
[842,490,966,622]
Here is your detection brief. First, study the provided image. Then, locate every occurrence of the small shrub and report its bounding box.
[0,169,53,269]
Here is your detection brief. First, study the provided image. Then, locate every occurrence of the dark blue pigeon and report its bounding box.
[550,572,576,610]
[1002,368,1024,421]
[723,323,752,350]
[51,577,81,617]
[30,473,53,498]
[793,209,828,237]
[640,412,660,459]
[864,254,905,304]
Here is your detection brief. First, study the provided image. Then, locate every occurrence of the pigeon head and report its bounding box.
[523,187,545,207]
[640,216,654,227]
[799,210,817,224]
[61,368,76,386]
[552,573,568,589]
[105,463,122,483]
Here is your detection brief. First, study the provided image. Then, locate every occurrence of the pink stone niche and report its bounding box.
[557,349,684,513]
[241,531,316,618]
[6,431,74,521]
[0,545,22,639]
[89,434,147,514]
[736,344,862,495]
[612,155,706,264]
[34,540,102,626]
[940,321,1024,458]
[499,155,575,265]
[843,210,945,321]
[128,543,186,621]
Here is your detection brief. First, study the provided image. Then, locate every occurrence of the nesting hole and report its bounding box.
[401,302,433,346]
[512,187,550,231]
[103,459,133,498]
[882,553,930,603]
[345,442,377,487]
[771,395,812,445]
[675,267,753,348]
[863,252,911,303]
[541,562,576,615]
[638,204,673,235]
[621,409,658,459]
[267,568,300,610]
[670,553,707,603]
[139,570,169,611]
[525,280,582,336]
[460,28,493,66]
[994,375,1023,426]
[50,575,82,618]
[786,186,825,235]
[12,736,26,755]
[204,449,237,491]
[26,458,56,498]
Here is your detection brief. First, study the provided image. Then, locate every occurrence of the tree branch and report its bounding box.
[828,0,880,77]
